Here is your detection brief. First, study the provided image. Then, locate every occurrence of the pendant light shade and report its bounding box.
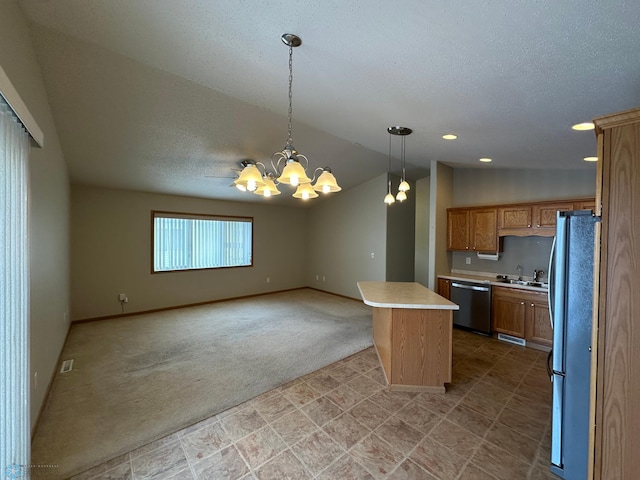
[292,182,319,200]
[276,157,312,186]
[234,162,265,192]
[396,190,407,202]
[313,168,341,193]
[253,174,281,197]
[384,179,395,205]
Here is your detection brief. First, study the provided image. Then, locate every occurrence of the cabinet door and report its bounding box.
[525,295,553,347]
[437,278,451,300]
[499,206,532,229]
[533,202,575,229]
[575,199,596,211]
[492,287,526,337]
[447,210,470,250]
[471,208,498,252]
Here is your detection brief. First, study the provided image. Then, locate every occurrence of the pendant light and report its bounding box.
[234,34,342,200]
[384,126,412,204]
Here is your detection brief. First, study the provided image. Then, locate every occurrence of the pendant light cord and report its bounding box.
[287,45,294,147]
[388,133,392,188]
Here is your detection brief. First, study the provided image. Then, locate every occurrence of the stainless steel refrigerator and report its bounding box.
[548,210,599,479]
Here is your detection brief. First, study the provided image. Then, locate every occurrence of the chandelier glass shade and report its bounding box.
[384,126,412,205]
[233,34,341,200]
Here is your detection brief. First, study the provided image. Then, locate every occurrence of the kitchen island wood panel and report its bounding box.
[358,281,458,393]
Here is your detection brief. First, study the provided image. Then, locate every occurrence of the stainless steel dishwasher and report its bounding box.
[450,280,492,335]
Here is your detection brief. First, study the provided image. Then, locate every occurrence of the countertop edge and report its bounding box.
[357,281,460,310]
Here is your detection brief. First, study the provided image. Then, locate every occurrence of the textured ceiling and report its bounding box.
[17,0,640,204]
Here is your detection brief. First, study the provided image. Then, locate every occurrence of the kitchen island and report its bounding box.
[357,281,459,393]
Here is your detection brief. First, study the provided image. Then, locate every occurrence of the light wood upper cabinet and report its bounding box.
[499,205,532,230]
[471,209,498,252]
[495,198,596,237]
[447,210,470,251]
[533,202,575,230]
[447,207,498,252]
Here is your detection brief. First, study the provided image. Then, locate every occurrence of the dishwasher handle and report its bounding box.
[451,282,490,292]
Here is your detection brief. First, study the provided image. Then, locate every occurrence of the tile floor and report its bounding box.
[70,329,557,480]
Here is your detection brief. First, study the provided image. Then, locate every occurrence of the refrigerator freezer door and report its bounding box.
[551,373,564,469]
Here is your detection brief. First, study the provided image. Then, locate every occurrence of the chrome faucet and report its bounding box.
[516,264,522,280]
[533,269,544,282]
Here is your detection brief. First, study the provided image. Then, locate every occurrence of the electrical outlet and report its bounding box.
[466,257,471,265]
[315,275,319,281]
[370,252,375,259]
[118,293,126,301]
[266,277,270,283]
[322,275,326,282]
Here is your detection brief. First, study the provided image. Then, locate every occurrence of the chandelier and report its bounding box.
[234,34,341,200]
[384,126,412,205]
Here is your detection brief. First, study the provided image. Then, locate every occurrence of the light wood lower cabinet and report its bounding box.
[492,286,552,346]
[437,278,451,300]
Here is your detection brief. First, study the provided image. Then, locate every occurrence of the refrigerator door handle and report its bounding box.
[546,350,553,380]
[548,235,556,329]
[552,213,568,375]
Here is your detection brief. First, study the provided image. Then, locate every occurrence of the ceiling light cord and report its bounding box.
[286,43,294,148]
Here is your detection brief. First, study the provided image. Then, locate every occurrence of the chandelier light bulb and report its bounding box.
[290,174,299,186]
[247,179,257,191]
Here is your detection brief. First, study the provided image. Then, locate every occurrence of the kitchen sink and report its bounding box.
[496,278,548,288]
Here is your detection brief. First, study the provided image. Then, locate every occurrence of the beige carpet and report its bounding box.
[31,288,373,479]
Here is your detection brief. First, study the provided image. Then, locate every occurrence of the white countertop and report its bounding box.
[438,272,549,293]
[357,281,459,310]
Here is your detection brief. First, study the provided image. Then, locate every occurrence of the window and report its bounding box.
[152,211,253,272]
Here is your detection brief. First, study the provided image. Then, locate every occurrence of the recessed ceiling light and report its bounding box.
[572,122,595,131]
[583,156,598,162]
[479,157,492,163]
[442,134,458,140]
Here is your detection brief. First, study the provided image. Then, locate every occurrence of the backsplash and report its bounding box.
[451,236,554,281]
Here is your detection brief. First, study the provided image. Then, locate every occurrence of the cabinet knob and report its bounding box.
[528,224,531,227]
[531,303,534,307]
[537,224,541,227]
[521,302,525,305]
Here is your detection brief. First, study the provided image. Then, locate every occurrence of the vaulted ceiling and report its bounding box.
[17,0,640,204]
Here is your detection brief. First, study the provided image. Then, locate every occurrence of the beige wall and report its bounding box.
[414,176,430,286]
[429,162,454,289]
[306,174,388,299]
[0,1,71,428]
[452,167,596,206]
[386,177,416,282]
[71,186,307,320]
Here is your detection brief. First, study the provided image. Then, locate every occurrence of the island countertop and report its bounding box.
[357,281,459,310]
